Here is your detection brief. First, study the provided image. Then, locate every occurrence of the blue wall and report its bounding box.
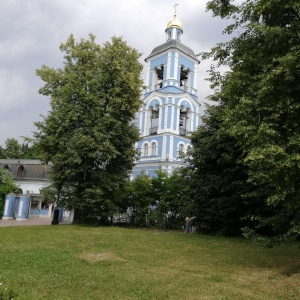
[150,54,168,70]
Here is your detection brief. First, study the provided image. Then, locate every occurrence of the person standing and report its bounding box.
[184,216,191,234]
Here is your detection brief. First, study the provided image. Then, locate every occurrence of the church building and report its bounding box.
[133,8,201,177]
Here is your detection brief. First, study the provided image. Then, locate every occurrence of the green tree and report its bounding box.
[121,172,155,226]
[34,34,143,224]
[22,142,43,159]
[151,170,190,229]
[186,104,268,235]
[204,0,300,242]
[0,168,18,217]
[4,138,23,159]
[0,146,5,159]
[0,138,42,159]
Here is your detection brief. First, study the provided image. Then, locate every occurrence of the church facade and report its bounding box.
[133,11,201,177]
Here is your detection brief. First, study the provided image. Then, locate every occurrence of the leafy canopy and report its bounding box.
[34,34,144,223]
[202,0,300,242]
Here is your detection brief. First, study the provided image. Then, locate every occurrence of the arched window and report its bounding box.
[155,66,164,90]
[150,106,159,135]
[17,165,25,178]
[143,143,149,156]
[179,106,188,136]
[151,142,157,155]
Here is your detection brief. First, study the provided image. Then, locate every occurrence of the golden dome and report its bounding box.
[166,16,183,31]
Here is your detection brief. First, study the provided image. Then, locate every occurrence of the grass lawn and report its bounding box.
[0,225,299,300]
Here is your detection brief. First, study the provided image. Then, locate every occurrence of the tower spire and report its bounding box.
[173,3,179,18]
[166,3,183,33]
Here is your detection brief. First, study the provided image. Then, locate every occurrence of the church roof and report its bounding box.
[145,39,199,62]
[0,159,52,180]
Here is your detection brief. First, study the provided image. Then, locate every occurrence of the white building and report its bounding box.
[0,159,53,220]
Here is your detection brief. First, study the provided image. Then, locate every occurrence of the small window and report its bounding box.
[151,142,157,155]
[143,143,149,156]
[30,200,39,210]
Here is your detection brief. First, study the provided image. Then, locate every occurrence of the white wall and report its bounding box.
[14,180,51,194]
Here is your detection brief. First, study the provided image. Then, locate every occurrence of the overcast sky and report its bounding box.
[0,0,232,147]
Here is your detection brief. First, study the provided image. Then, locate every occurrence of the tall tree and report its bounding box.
[185,104,269,235]
[34,34,143,223]
[204,0,300,242]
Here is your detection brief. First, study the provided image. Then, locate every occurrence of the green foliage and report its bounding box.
[21,142,43,159]
[185,104,251,235]
[121,172,155,226]
[202,0,300,241]
[0,138,43,159]
[34,34,143,223]
[0,146,5,159]
[40,185,57,205]
[4,138,23,159]
[0,169,18,217]
[151,170,190,229]
[119,170,190,229]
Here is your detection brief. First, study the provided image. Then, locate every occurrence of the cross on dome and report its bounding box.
[166,3,183,31]
[173,3,179,17]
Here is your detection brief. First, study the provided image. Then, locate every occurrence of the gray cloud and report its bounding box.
[0,0,230,146]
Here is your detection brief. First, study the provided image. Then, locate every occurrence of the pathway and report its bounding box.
[0,218,51,227]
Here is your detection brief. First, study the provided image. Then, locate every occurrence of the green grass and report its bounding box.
[0,225,299,299]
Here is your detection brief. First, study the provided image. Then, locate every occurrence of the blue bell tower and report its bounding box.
[133,8,200,177]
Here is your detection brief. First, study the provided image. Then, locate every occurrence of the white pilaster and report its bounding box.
[139,111,143,133]
[142,111,147,135]
[158,107,162,131]
[169,136,174,161]
[18,201,23,217]
[161,135,167,160]
[190,112,194,131]
[170,106,174,131]
[146,61,151,88]
[176,106,180,133]
[167,52,172,79]
[165,106,169,130]
[193,63,198,89]
[174,52,179,80]
[4,200,8,215]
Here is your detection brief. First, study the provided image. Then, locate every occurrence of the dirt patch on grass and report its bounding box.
[80,252,126,263]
